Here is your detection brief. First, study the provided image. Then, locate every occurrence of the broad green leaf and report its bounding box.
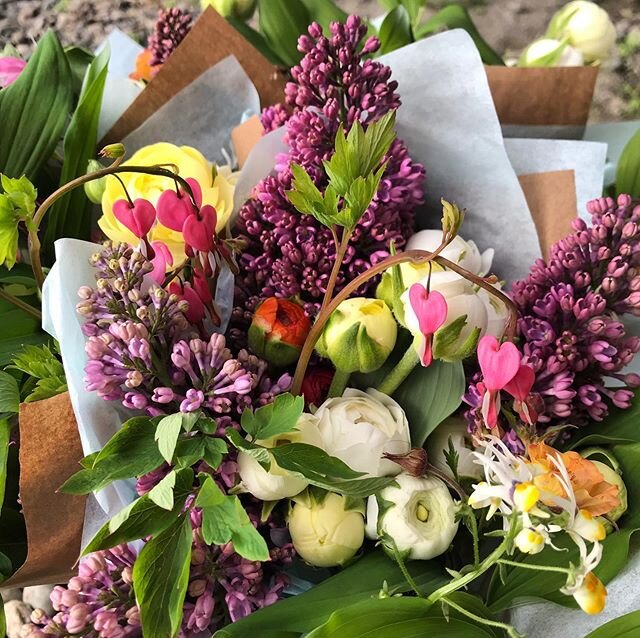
[414,5,505,66]
[616,128,640,197]
[155,414,184,464]
[227,18,282,66]
[241,392,304,441]
[45,45,109,250]
[82,469,193,555]
[0,419,11,512]
[585,609,640,637]
[300,0,348,31]
[148,470,176,510]
[214,550,446,638]
[378,6,412,55]
[306,596,496,638]
[133,514,192,638]
[0,372,19,414]
[229,498,270,561]
[60,417,164,494]
[0,31,73,178]
[258,0,310,68]
[64,46,95,98]
[202,436,228,469]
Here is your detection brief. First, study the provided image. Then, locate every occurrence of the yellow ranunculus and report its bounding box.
[98,143,237,264]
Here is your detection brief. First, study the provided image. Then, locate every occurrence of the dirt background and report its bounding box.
[0,0,638,121]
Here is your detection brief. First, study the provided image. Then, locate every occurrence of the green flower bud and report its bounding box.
[201,0,256,21]
[84,160,107,204]
[316,298,397,373]
[99,143,125,159]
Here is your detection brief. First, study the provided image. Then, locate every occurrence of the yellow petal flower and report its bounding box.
[573,573,607,615]
[513,482,540,513]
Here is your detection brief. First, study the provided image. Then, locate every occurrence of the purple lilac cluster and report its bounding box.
[234,16,425,325]
[78,242,291,417]
[148,7,193,66]
[511,194,640,425]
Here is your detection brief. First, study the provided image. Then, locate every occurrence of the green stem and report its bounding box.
[319,229,352,316]
[0,287,43,321]
[327,368,350,398]
[442,596,522,638]
[467,508,481,568]
[496,559,572,576]
[377,347,419,395]
[390,539,424,598]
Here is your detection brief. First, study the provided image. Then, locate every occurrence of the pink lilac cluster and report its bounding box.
[78,242,291,417]
[233,15,425,327]
[148,7,193,66]
[25,547,140,638]
[509,195,640,427]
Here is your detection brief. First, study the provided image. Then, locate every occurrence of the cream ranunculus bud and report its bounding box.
[289,492,365,567]
[316,298,397,373]
[425,416,483,481]
[315,388,411,477]
[366,473,459,560]
[237,413,322,501]
[519,38,584,67]
[201,0,256,21]
[547,1,616,63]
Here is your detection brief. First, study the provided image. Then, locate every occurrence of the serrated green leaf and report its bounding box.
[148,470,176,510]
[0,31,73,178]
[203,436,228,469]
[0,372,19,414]
[230,498,270,561]
[0,195,19,269]
[240,392,304,441]
[133,514,192,638]
[155,413,183,464]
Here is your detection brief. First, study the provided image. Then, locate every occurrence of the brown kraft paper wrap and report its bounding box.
[4,392,85,587]
[518,169,578,259]
[103,7,286,145]
[486,66,598,136]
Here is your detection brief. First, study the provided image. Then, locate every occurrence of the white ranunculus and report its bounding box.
[237,413,322,501]
[315,388,411,477]
[366,473,459,560]
[406,230,494,276]
[289,492,365,567]
[519,38,584,67]
[425,416,483,481]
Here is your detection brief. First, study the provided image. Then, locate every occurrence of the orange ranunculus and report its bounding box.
[527,442,620,517]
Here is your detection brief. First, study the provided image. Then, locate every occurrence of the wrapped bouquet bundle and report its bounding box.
[1,3,640,638]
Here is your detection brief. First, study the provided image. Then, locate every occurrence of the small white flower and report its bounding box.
[315,388,411,477]
[366,473,459,560]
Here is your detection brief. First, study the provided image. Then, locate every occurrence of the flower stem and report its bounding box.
[327,368,350,398]
[496,559,572,576]
[441,596,523,638]
[291,250,518,395]
[467,507,481,568]
[319,229,352,316]
[377,347,419,395]
[390,539,425,598]
[0,287,42,321]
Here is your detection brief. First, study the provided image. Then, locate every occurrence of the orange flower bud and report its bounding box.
[248,297,311,366]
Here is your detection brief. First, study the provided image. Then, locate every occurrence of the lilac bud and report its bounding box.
[66,603,90,634]
[152,387,174,404]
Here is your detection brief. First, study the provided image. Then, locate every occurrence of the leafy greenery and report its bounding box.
[378,5,413,54]
[257,0,309,67]
[241,392,304,441]
[585,609,640,637]
[10,344,67,403]
[616,128,640,198]
[0,373,19,415]
[0,175,38,269]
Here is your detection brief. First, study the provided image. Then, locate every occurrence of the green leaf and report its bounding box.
[227,18,283,66]
[0,196,19,269]
[414,5,504,66]
[0,31,73,178]
[258,0,310,68]
[64,46,95,98]
[0,372,19,414]
[45,44,109,250]
[155,414,184,464]
[585,610,640,637]
[0,419,11,513]
[240,392,304,441]
[202,436,228,469]
[306,596,496,638]
[0,174,37,218]
[60,417,164,494]
[148,470,176,510]
[229,498,270,561]
[378,6,413,55]
[133,514,192,638]
[286,164,339,228]
[82,469,193,555]
[214,550,446,638]
[299,0,347,31]
[616,128,640,198]
[10,343,67,402]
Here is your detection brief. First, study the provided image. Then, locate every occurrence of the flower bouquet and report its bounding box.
[1,3,640,638]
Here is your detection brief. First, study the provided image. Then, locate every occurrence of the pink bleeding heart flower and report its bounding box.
[504,363,537,425]
[113,198,156,239]
[169,280,205,324]
[477,335,521,428]
[0,57,26,88]
[150,241,173,284]
[156,178,202,232]
[409,283,448,367]
[182,204,217,253]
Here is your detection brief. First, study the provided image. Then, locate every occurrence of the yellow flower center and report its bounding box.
[416,502,430,522]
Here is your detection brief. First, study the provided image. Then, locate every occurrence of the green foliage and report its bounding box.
[257,0,309,67]
[378,6,413,54]
[0,31,73,179]
[585,609,640,637]
[133,514,192,638]
[0,175,38,269]
[0,419,11,516]
[214,549,447,638]
[299,0,347,31]
[287,112,396,231]
[64,46,95,98]
[241,392,304,441]
[10,344,67,403]
[0,373,19,415]
[616,128,640,198]
[44,45,110,251]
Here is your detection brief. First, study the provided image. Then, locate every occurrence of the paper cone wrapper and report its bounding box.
[486,66,598,138]
[102,7,286,145]
[4,393,85,587]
